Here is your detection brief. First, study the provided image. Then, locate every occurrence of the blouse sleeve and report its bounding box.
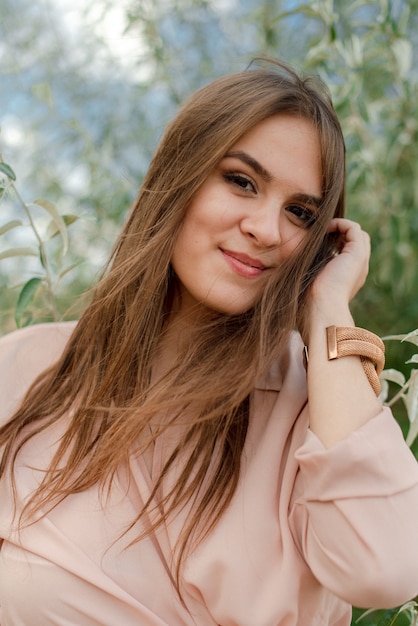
[290,407,418,608]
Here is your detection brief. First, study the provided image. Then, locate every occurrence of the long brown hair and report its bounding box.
[0,59,345,588]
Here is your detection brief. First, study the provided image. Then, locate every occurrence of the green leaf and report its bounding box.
[379,379,389,403]
[380,368,406,387]
[355,607,403,624]
[0,162,16,181]
[58,260,82,279]
[0,219,23,236]
[0,246,38,260]
[32,199,69,255]
[15,277,43,327]
[402,329,418,347]
[406,417,418,448]
[392,38,413,78]
[405,371,418,427]
[39,247,47,270]
[383,330,418,347]
[271,6,322,23]
[45,214,78,241]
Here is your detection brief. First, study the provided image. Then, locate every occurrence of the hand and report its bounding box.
[311,218,371,310]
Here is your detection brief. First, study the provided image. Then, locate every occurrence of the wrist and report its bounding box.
[304,324,385,397]
[307,301,354,339]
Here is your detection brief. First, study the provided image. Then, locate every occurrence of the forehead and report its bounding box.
[233,113,320,151]
[227,114,322,196]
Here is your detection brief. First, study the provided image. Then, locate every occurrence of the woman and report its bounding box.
[0,60,417,626]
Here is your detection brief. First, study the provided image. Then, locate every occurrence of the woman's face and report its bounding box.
[171,113,323,316]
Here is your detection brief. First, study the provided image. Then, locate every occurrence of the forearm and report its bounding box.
[293,409,418,607]
[306,300,382,448]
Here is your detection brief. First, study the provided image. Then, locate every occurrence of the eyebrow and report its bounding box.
[225,150,273,182]
[224,149,323,209]
[290,193,322,211]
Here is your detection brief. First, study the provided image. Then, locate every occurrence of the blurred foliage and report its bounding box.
[1,0,417,339]
[0,1,417,622]
[0,157,88,326]
[352,600,418,625]
[0,0,418,336]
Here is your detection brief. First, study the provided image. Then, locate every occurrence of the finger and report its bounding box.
[327,218,362,236]
[327,219,370,251]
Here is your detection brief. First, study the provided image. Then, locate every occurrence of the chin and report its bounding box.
[175,281,261,318]
[203,296,258,317]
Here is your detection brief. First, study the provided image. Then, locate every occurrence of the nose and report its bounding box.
[240,202,281,248]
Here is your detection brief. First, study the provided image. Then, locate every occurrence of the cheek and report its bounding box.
[174,214,205,256]
[173,193,228,258]
[280,227,309,258]
[171,210,208,277]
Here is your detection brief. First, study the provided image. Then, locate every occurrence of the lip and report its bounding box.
[221,248,268,278]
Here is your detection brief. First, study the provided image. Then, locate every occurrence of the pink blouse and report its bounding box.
[0,322,418,626]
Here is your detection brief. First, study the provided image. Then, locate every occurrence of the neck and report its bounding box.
[152,303,202,383]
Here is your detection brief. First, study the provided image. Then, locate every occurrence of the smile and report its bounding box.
[221,249,268,278]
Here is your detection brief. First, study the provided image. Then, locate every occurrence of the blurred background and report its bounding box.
[1,0,417,334]
[0,1,418,622]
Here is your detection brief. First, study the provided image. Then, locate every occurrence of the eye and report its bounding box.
[286,204,317,228]
[223,172,256,193]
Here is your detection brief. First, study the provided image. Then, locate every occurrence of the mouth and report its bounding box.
[220,248,269,278]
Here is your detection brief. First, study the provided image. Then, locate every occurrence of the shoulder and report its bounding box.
[0,321,77,365]
[0,321,77,425]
